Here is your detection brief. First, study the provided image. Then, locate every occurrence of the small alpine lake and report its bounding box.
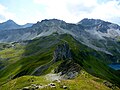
[108,63,120,70]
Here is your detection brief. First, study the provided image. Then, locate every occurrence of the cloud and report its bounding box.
[0,4,15,23]
[1,0,120,25]
[33,0,120,25]
[87,0,120,22]
[33,0,97,23]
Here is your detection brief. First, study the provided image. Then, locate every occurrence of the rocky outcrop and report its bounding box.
[31,43,74,77]
[53,43,81,79]
[103,81,117,89]
[55,60,81,79]
[53,43,72,61]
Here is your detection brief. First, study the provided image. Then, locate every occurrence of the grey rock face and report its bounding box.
[53,43,72,61]
[53,43,81,79]
[78,18,104,26]
[55,60,81,79]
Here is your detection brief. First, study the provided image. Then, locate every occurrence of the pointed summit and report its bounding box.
[5,19,19,26]
[0,20,33,30]
[7,19,14,22]
[0,19,21,30]
[78,18,105,26]
[6,19,16,24]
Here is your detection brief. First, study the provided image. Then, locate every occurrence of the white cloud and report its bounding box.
[33,0,120,25]
[1,0,120,25]
[0,4,15,23]
[87,0,120,22]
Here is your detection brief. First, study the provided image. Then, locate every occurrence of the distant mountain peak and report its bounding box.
[78,18,107,26]
[0,20,34,30]
[40,19,66,25]
[79,18,119,29]
[0,19,20,30]
[32,19,66,27]
[7,19,14,22]
[5,19,17,24]
[41,19,65,22]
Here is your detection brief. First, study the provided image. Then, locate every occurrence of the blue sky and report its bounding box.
[0,0,120,25]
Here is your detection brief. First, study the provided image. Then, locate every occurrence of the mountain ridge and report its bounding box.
[0,18,120,89]
[0,18,120,62]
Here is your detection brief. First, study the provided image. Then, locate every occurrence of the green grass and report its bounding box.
[0,34,61,85]
[0,75,48,90]
[58,71,111,90]
[42,60,63,75]
[0,45,24,64]
[0,70,113,90]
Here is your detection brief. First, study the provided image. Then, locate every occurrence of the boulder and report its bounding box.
[22,87,30,90]
[48,83,56,88]
[63,85,67,89]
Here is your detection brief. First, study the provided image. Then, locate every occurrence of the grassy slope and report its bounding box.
[0,43,25,64]
[0,33,120,89]
[0,34,66,85]
[0,70,112,90]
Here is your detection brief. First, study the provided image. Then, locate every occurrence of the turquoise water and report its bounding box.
[108,63,120,70]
